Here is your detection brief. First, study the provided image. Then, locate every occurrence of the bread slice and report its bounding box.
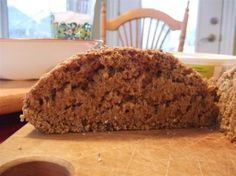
[217,66,236,142]
[21,48,218,134]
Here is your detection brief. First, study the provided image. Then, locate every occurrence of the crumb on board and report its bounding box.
[97,153,102,162]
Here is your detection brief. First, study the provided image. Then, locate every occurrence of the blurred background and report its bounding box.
[0,0,236,55]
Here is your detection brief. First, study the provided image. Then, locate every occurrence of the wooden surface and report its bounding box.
[0,81,36,115]
[0,124,235,176]
[106,9,182,31]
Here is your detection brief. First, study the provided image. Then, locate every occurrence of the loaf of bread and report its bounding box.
[217,66,236,142]
[21,48,218,134]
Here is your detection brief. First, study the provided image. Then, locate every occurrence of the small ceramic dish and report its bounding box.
[0,38,101,80]
[172,52,236,78]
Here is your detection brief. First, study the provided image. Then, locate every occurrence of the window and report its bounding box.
[142,0,199,52]
[1,0,95,39]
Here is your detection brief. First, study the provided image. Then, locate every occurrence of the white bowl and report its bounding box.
[172,52,236,78]
[0,38,100,80]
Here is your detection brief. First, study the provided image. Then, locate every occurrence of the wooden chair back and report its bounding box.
[101,1,189,52]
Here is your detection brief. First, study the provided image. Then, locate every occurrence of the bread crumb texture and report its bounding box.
[21,48,218,134]
[217,65,236,142]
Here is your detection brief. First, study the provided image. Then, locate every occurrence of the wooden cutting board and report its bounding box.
[0,124,235,176]
[0,81,36,115]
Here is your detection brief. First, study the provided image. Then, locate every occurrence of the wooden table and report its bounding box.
[0,80,35,143]
[0,124,235,176]
[0,80,36,115]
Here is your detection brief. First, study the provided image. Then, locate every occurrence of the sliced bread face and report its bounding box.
[21,48,218,134]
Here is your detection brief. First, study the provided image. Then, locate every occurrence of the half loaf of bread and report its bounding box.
[21,48,218,134]
[217,66,236,142]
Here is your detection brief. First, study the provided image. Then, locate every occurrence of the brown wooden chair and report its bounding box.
[100,1,189,52]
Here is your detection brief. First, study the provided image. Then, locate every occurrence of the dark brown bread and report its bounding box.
[217,66,236,142]
[21,48,218,134]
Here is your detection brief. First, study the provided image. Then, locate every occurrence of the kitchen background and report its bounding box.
[0,0,236,55]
